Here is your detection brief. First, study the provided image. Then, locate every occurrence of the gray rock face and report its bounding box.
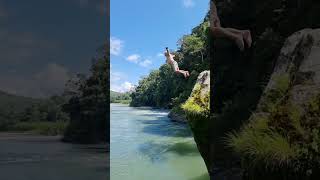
[182,70,211,171]
[193,71,210,97]
[168,111,187,123]
[196,29,320,180]
[259,29,320,109]
[233,29,320,179]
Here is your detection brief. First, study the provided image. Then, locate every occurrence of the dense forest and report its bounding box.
[0,91,69,135]
[110,91,131,104]
[130,15,210,114]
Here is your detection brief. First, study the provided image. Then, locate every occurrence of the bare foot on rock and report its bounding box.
[243,30,252,48]
[234,35,245,51]
[183,72,188,78]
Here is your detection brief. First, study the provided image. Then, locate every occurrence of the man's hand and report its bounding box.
[165,47,170,54]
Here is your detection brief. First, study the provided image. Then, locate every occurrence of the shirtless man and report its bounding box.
[164,47,190,78]
[210,0,252,51]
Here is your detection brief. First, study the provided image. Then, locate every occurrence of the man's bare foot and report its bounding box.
[234,35,245,51]
[180,72,187,78]
[243,30,252,48]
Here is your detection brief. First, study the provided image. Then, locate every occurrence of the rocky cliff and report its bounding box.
[227,29,320,179]
[182,71,210,170]
[184,0,320,179]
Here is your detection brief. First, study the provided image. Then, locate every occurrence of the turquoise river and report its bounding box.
[110,103,209,180]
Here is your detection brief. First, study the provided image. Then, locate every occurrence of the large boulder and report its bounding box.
[194,0,320,179]
[227,29,320,179]
[182,71,210,170]
[168,110,187,123]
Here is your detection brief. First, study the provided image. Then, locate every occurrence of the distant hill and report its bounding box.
[0,90,42,113]
[110,90,121,97]
[110,90,131,104]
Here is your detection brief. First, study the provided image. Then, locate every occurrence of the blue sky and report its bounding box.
[0,0,106,98]
[110,0,209,92]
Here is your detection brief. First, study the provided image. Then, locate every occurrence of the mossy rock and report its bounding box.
[182,71,211,170]
[182,71,210,130]
[227,29,320,179]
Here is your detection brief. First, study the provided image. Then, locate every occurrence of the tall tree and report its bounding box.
[63,43,109,144]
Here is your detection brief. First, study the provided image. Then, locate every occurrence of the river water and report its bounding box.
[0,133,109,180]
[110,103,209,180]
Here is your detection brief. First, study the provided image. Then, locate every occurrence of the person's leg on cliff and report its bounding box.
[210,0,245,51]
[211,27,245,51]
[180,70,190,77]
[174,66,188,78]
[175,69,188,78]
[224,28,252,47]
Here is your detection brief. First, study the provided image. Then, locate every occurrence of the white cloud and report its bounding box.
[110,37,123,56]
[110,71,126,83]
[139,59,152,67]
[157,53,164,57]
[110,69,135,93]
[183,0,195,8]
[111,81,135,93]
[122,82,134,91]
[126,54,141,63]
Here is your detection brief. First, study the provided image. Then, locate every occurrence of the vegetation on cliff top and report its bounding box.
[182,84,210,119]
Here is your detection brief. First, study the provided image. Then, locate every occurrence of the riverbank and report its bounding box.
[121,103,188,123]
[110,100,131,104]
[1,121,68,136]
[0,133,109,180]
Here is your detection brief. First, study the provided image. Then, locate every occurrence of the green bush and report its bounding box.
[227,93,320,176]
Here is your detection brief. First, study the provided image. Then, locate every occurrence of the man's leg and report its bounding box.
[181,70,190,76]
[211,27,245,51]
[224,28,244,34]
[225,28,252,47]
[175,69,187,78]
